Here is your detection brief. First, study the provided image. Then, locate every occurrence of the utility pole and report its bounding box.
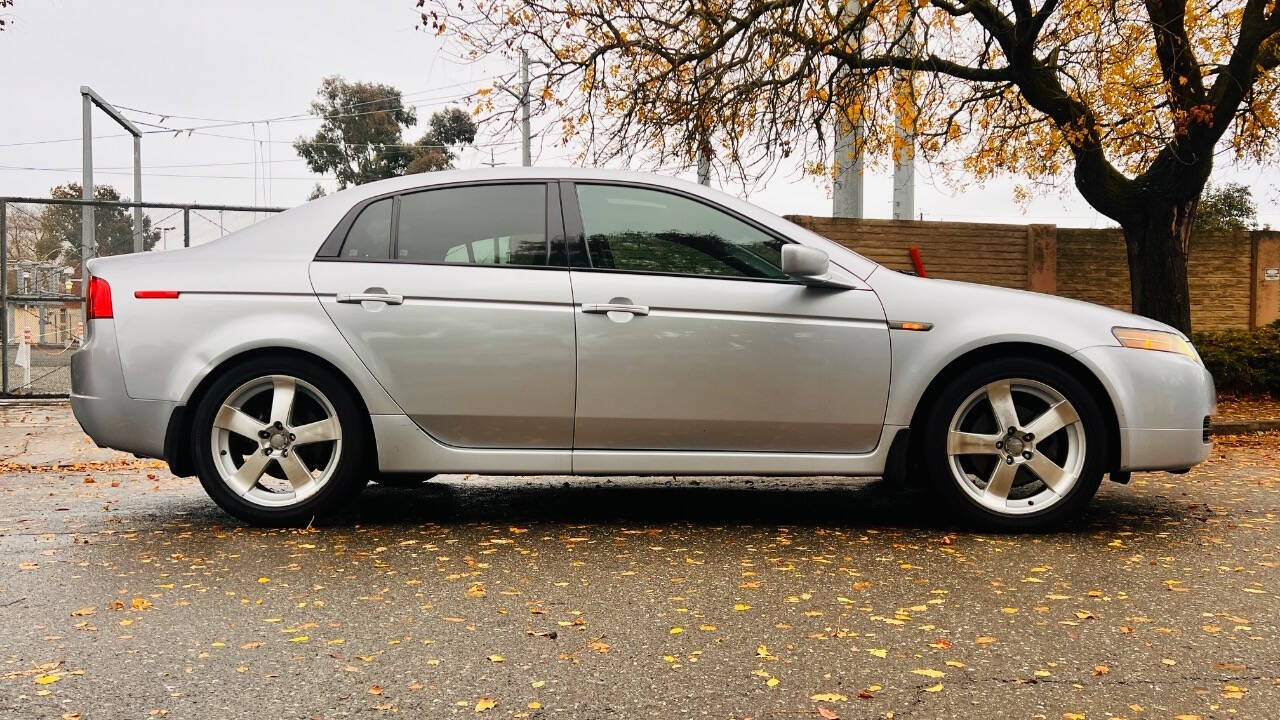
[520,50,531,167]
[891,18,916,220]
[833,0,865,219]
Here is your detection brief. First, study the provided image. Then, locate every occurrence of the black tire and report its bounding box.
[922,356,1108,531]
[373,473,437,488]
[191,356,370,526]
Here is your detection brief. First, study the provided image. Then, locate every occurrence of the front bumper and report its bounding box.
[1073,345,1215,472]
[70,320,175,460]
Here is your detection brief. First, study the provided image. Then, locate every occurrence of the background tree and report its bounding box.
[295,76,419,189]
[307,183,328,201]
[37,183,159,263]
[4,204,45,263]
[423,0,1280,332]
[0,0,13,32]
[1193,183,1257,232]
[407,107,477,173]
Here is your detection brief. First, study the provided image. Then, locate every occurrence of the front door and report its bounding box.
[310,181,576,449]
[566,182,891,454]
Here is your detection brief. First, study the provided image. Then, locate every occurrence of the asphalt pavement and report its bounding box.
[1,403,1277,719]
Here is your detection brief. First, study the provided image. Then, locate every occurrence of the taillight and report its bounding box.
[87,276,113,319]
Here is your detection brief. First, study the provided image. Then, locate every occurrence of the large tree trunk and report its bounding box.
[1120,199,1196,334]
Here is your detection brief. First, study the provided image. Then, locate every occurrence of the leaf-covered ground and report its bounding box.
[1,406,1277,719]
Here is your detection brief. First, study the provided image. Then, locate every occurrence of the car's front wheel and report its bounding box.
[191,356,369,526]
[924,357,1107,531]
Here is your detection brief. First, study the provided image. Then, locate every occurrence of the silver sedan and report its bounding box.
[70,168,1215,529]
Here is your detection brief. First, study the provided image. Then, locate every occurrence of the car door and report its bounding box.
[565,181,891,454]
[309,181,576,449]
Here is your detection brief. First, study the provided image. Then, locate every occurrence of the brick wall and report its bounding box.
[788,217,1032,289]
[788,215,1280,331]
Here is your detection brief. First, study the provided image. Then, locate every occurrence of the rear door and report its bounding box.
[309,181,576,449]
[565,181,891,453]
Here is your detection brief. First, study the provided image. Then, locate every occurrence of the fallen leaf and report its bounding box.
[474,697,497,712]
[923,683,943,693]
[912,668,945,679]
[810,693,847,702]
[488,655,504,663]
[818,706,839,719]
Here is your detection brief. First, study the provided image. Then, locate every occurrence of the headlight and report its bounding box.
[1112,327,1201,364]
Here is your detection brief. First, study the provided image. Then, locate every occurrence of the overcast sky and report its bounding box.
[2,0,1277,245]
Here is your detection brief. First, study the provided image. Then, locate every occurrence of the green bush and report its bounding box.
[1191,326,1280,396]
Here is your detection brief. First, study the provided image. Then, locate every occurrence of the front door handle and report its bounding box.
[336,292,404,305]
[582,303,649,316]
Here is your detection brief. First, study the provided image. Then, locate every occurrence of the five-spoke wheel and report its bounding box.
[926,357,1106,530]
[192,357,368,526]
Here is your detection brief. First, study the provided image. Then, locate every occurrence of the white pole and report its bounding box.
[833,0,865,219]
[521,50,531,167]
[132,135,144,252]
[892,18,916,221]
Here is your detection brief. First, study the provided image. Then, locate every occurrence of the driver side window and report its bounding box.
[574,184,788,280]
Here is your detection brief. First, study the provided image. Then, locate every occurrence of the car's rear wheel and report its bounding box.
[924,357,1107,531]
[191,356,369,526]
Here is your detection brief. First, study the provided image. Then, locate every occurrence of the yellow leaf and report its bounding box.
[528,701,542,709]
[531,680,545,688]
[766,677,779,687]
[669,627,683,634]
[289,635,308,643]
[1162,658,1178,666]
[810,693,848,702]
[71,607,96,617]
[474,696,497,712]
[699,624,717,632]
[975,636,996,644]
[131,597,153,611]
[258,577,270,584]
[868,648,888,658]
[734,603,752,611]
[912,668,944,678]
[1063,714,1086,720]
[923,683,943,692]
[488,655,504,663]
[34,674,61,685]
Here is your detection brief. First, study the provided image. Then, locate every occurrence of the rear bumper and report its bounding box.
[1073,345,1215,472]
[70,320,174,459]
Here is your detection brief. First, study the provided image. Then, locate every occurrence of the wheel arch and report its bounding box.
[905,342,1121,473]
[163,346,378,478]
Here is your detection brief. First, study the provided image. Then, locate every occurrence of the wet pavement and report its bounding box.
[1,403,1277,719]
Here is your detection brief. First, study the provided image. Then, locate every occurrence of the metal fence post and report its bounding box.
[183,208,191,248]
[1,200,8,395]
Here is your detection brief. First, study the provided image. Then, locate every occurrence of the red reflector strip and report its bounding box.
[134,290,181,299]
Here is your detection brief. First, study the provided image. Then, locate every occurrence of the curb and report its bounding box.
[1210,420,1280,436]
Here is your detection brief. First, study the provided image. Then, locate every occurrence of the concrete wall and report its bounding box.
[788,215,1280,331]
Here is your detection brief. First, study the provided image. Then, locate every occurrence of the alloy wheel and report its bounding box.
[945,378,1086,516]
[210,375,343,508]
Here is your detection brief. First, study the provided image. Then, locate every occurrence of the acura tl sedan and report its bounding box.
[70,168,1214,530]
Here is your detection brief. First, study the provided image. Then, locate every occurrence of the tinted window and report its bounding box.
[340,198,393,259]
[575,184,787,279]
[397,184,548,265]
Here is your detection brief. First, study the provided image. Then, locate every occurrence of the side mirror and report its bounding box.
[781,245,853,289]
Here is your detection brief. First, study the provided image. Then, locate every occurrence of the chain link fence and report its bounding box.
[1,197,286,396]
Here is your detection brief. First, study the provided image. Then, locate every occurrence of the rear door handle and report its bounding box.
[582,303,649,316]
[336,292,404,305]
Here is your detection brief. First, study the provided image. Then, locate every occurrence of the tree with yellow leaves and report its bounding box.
[420,0,1280,332]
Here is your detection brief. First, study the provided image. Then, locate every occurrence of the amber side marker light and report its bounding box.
[888,321,934,331]
[1112,327,1201,363]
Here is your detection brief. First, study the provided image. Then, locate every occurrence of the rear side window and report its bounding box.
[340,198,393,259]
[397,184,548,266]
